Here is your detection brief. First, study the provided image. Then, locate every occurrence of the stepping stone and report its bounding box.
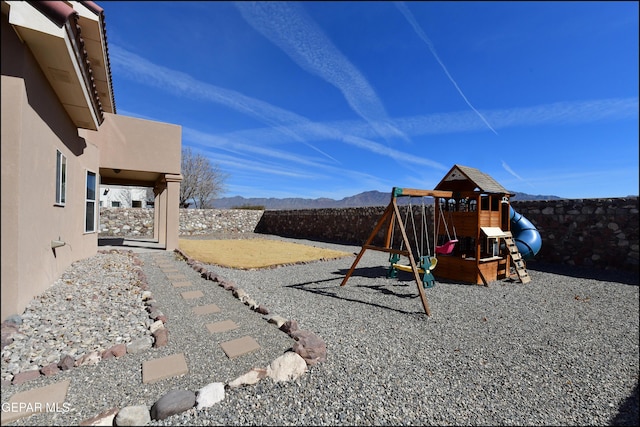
[172,281,192,288]
[142,353,188,384]
[166,274,186,280]
[0,379,70,424]
[220,336,261,359]
[162,269,180,274]
[181,290,204,300]
[206,320,239,334]
[192,304,221,315]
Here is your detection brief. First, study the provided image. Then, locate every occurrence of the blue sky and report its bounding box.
[104,1,638,200]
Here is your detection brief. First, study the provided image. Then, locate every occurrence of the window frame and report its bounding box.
[84,170,97,233]
[55,150,67,206]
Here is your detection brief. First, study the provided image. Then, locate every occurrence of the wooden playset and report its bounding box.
[340,164,539,316]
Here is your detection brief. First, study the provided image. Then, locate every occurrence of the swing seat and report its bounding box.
[435,239,458,255]
[391,256,438,274]
[392,263,424,274]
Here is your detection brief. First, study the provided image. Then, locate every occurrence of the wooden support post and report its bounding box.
[391,200,431,316]
[340,202,395,287]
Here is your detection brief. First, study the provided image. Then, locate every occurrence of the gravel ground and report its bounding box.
[2,234,638,426]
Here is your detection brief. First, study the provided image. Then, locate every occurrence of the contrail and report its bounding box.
[395,1,498,135]
[502,160,535,188]
[109,45,341,164]
[235,1,411,144]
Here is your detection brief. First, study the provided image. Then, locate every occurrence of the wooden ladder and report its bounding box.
[503,232,531,284]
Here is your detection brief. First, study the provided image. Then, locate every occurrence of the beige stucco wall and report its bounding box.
[80,113,183,252]
[1,14,100,321]
[88,113,182,176]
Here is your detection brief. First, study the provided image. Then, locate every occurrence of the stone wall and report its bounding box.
[99,208,263,237]
[254,198,639,272]
[510,198,639,271]
[99,197,639,272]
[254,206,388,245]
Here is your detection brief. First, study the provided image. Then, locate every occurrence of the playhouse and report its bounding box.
[431,164,536,285]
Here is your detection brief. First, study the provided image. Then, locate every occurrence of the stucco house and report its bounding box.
[100,185,152,208]
[1,1,182,321]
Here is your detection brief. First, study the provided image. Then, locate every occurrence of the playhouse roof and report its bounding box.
[434,164,511,195]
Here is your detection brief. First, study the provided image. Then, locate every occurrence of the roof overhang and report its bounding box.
[5,1,115,130]
[99,168,163,187]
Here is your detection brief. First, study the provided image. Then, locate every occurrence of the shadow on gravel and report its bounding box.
[285,273,423,316]
[526,261,639,286]
[611,382,639,426]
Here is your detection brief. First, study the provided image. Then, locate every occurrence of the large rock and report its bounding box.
[79,407,119,426]
[266,352,307,382]
[11,369,41,385]
[152,328,169,347]
[267,315,287,328]
[126,336,153,354]
[114,405,150,426]
[40,363,60,376]
[58,354,76,371]
[227,368,267,389]
[196,382,225,409]
[291,330,327,366]
[75,351,101,367]
[279,319,299,336]
[150,389,196,421]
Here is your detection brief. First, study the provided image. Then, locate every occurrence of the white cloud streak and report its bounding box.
[214,97,638,145]
[110,44,447,171]
[394,1,499,135]
[501,160,523,180]
[110,44,637,195]
[109,45,341,164]
[234,1,410,143]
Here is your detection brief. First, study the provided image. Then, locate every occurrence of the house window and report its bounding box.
[132,200,142,208]
[55,150,66,205]
[111,201,121,208]
[85,171,97,233]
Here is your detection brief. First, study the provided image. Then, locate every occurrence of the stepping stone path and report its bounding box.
[2,249,327,425]
[153,252,267,374]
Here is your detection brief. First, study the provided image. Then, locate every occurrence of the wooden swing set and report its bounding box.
[340,187,453,316]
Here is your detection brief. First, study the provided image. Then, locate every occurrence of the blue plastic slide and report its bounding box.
[509,206,542,260]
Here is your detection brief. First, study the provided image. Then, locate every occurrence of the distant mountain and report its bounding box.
[510,192,562,201]
[211,190,561,210]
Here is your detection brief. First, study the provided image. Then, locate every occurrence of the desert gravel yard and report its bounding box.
[158,235,639,426]
[2,234,638,426]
